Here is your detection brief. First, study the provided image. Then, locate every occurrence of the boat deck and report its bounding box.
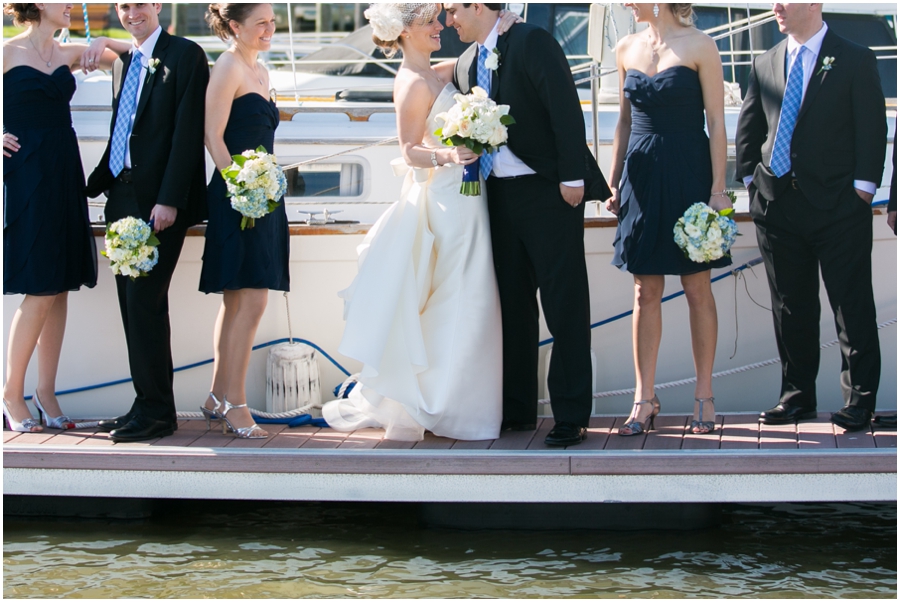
[4,413,896,504]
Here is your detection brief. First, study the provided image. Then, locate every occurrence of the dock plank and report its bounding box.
[227,424,288,448]
[3,431,22,443]
[451,439,494,450]
[489,424,539,450]
[643,414,687,450]
[681,416,725,450]
[872,413,897,449]
[574,416,615,451]
[720,414,760,449]
[263,426,320,449]
[798,414,837,449]
[338,427,384,450]
[835,425,876,449]
[413,432,456,450]
[603,416,647,450]
[759,421,797,449]
[527,419,556,450]
[375,438,417,450]
[152,420,208,448]
[300,428,349,449]
[44,429,100,446]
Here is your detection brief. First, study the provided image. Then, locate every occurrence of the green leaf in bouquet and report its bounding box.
[500,115,516,126]
[434,127,444,138]
[267,200,281,213]
[718,208,735,218]
[706,213,716,225]
[255,145,267,153]
[147,233,161,247]
[231,154,248,167]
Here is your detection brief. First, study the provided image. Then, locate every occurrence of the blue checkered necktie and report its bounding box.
[769,46,807,178]
[109,49,144,177]
[477,45,494,181]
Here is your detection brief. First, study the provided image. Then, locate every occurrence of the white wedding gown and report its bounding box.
[322,84,503,441]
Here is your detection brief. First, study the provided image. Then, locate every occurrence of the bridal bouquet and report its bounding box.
[434,86,515,196]
[673,202,739,263]
[102,216,160,279]
[221,145,288,230]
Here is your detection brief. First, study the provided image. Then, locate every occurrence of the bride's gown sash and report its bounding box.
[324,84,502,441]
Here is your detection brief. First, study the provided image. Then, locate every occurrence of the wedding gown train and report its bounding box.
[322,84,502,441]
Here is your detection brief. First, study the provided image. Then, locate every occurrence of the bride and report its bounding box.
[322,3,517,441]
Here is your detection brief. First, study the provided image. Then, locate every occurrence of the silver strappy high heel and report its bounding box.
[200,392,232,431]
[618,395,660,436]
[3,398,42,433]
[691,397,717,434]
[219,397,268,439]
[32,391,75,430]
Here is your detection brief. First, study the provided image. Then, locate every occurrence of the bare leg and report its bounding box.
[33,293,69,417]
[682,270,718,429]
[214,289,268,434]
[205,301,233,411]
[630,274,664,423]
[4,294,59,425]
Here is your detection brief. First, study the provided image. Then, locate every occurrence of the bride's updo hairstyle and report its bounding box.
[364,3,441,59]
[668,3,695,27]
[206,3,264,41]
[3,3,40,26]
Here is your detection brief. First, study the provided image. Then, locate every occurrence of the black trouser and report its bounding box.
[106,178,187,423]
[751,182,880,411]
[486,174,593,427]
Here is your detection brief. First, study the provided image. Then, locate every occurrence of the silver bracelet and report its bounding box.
[710,190,728,197]
[430,150,439,168]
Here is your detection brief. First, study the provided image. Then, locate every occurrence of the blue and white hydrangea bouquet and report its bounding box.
[102,216,160,279]
[221,145,288,230]
[673,202,738,263]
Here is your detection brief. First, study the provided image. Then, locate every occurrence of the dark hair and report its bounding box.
[3,3,40,26]
[462,3,501,10]
[206,3,266,41]
[669,4,694,26]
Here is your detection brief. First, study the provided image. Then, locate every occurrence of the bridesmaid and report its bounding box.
[2,3,129,432]
[606,3,730,436]
[199,3,290,439]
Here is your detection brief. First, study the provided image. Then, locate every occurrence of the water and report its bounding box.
[3,501,896,598]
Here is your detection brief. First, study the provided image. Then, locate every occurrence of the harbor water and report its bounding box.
[3,500,896,598]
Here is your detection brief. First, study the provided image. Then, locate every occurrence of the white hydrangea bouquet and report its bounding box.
[673,202,739,263]
[221,145,288,230]
[102,216,160,279]
[434,86,515,196]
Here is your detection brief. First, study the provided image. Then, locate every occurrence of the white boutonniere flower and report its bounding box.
[484,48,500,71]
[147,58,160,75]
[816,56,834,76]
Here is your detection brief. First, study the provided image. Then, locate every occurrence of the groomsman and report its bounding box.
[735,3,887,432]
[86,3,208,442]
[445,3,610,446]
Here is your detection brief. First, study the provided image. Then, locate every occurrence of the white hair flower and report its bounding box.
[364,4,404,42]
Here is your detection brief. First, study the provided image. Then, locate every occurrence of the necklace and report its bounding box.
[237,51,264,85]
[28,35,54,68]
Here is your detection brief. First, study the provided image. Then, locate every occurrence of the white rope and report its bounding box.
[538,318,897,404]
[71,404,321,429]
[286,1,299,105]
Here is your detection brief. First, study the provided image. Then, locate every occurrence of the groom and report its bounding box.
[445,3,610,446]
[86,3,208,442]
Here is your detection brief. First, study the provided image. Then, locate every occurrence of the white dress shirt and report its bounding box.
[480,20,583,188]
[125,26,162,169]
[744,23,876,194]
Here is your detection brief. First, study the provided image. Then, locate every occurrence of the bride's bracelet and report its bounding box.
[430,150,439,168]
[710,190,728,198]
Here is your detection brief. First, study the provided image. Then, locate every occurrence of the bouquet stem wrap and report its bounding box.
[461,158,481,196]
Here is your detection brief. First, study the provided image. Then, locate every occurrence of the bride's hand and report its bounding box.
[497,9,524,34]
[448,146,479,166]
[605,188,620,216]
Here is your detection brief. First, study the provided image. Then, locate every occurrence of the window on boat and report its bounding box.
[282,161,364,199]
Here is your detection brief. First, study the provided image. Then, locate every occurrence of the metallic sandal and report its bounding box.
[32,391,75,430]
[3,398,42,433]
[618,396,661,436]
[219,397,268,439]
[690,397,717,434]
[200,392,227,431]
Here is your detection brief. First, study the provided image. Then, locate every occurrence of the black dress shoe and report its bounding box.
[831,406,874,432]
[544,421,587,447]
[97,413,134,433]
[110,415,176,442]
[500,421,537,432]
[759,403,817,425]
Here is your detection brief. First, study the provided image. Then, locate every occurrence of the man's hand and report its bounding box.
[605,188,620,216]
[855,188,875,205]
[888,210,897,235]
[149,205,178,232]
[560,184,584,208]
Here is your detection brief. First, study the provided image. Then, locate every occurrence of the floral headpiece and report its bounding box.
[364,3,440,42]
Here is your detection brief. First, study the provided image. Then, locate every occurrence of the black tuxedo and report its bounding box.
[454,22,610,428]
[735,28,887,411]
[87,30,209,423]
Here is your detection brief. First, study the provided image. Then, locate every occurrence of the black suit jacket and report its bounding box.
[735,29,886,209]
[453,23,610,201]
[87,30,209,226]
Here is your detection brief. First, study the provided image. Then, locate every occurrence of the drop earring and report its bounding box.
[653,3,660,18]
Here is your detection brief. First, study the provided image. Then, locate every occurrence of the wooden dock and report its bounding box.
[4,413,896,504]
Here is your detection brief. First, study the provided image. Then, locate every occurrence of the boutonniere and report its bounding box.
[815,56,834,76]
[147,58,160,75]
[484,48,500,71]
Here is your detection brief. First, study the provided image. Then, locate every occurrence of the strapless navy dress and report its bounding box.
[3,66,98,295]
[612,66,732,275]
[200,94,290,293]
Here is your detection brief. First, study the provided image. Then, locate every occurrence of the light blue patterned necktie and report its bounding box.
[769,46,806,178]
[477,45,494,181]
[108,49,144,177]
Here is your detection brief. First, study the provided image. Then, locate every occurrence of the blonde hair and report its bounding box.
[669,4,695,27]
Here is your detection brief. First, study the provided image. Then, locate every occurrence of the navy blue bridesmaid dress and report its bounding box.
[3,66,98,295]
[612,65,732,275]
[199,93,290,293]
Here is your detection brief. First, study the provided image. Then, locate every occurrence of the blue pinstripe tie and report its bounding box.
[109,50,144,177]
[770,46,806,178]
[477,45,494,181]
